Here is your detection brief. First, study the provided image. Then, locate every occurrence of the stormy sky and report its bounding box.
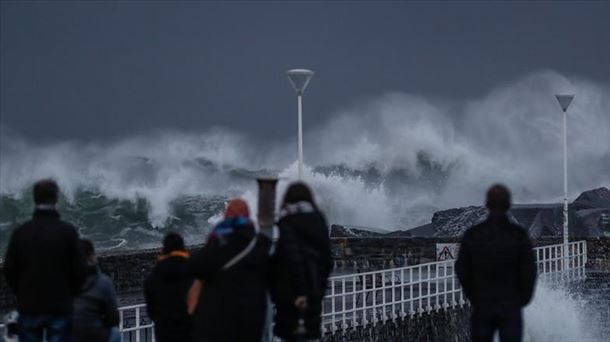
[1,1,609,143]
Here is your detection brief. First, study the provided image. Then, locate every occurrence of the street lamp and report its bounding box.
[287,69,314,180]
[555,94,574,271]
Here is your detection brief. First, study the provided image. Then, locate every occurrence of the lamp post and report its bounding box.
[287,69,314,180]
[555,94,574,271]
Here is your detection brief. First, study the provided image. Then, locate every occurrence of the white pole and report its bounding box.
[563,108,569,270]
[287,68,313,180]
[298,93,304,180]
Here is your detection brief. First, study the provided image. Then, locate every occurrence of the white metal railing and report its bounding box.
[320,240,587,333]
[118,304,155,342]
[534,240,587,283]
[0,241,588,340]
[322,259,461,334]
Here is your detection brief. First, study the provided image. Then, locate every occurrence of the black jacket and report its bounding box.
[189,220,271,342]
[456,214,537,307]
[144,253,194,342]
[3,209,87,315]
[73,264,120,342]
[270,203,332,339]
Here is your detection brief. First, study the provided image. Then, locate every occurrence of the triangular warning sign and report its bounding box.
[437,246,455,261]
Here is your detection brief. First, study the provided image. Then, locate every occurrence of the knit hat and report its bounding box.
[225,198,250,219]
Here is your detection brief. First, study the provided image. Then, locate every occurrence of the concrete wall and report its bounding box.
[331,237,610,271]
[584,237,610,271]
[1,237,609,310]
[330,237,462,270]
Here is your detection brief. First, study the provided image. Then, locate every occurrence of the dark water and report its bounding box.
[0,191,227,258]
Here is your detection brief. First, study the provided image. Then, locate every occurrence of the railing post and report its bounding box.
[417,266,424,313]
[426,264,432,312]
[352,275,357,328]
[582,240,588,267]
[362,274,368,326]
[341,278,346,330]
[443,262,448,309]
[409,267,414,315]
[135,306,141,342]
[330,278,336,333]
[451,262,457,306]
[400,268,406,318]
[372,272,378,325]
[381,271,387,322]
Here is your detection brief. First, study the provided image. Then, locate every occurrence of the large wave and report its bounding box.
[1,70,608,238]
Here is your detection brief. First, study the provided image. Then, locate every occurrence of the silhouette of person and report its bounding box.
[270,182,332,341]
[4,179,87,342]
[73,239,120,342]
[456,184,537,342]
[189,199,271,341]
[144,232,194,342]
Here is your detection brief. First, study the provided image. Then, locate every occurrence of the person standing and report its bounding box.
[73,239,120,342]
[456,184,537,342]
[4,179,87,342]
[144,232,194,342]
[189,199,271,342]
[270,182,332,341]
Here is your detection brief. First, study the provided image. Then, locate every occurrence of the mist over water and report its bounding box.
[1,71,608,238]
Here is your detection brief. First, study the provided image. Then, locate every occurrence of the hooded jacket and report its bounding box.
[144,251,194,342]
[73,264,120,342]
[270,202,332,339]
[189,218,271,342]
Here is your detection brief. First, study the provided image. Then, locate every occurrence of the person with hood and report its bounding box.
[144,232,194,342]
[456,184,537,342]
[271,182,332,340]
[189,198,271,341]
[4,179,87,342]
[73,239,120,342]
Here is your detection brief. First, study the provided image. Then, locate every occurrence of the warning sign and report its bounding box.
[436,243,460,261]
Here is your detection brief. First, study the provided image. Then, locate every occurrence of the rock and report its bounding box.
[330,224,385,238]
[528,206,563,237]
[430,206,487,236]
[572,188,610,211]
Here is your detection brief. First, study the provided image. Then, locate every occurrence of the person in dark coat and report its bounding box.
[73,239,120,342]
[144,232,195,342]
[456,184,537,342]
[3,179,87,342]
[189,198,271,342]
[270,182,333,340]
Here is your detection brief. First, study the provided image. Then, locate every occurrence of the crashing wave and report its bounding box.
[0,70,608,253]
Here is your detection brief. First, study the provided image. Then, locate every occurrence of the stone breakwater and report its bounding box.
[1,237,609,312]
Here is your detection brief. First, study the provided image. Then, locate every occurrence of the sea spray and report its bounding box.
[522,281,603,342]
[1,70,608,246]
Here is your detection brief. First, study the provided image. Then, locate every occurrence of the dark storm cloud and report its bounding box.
[1,1,608,143]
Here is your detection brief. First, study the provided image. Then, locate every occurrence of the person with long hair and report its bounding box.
[271,182,332,340]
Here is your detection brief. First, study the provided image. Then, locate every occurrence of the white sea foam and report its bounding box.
[1,70,608,229]
[522,282,603,342]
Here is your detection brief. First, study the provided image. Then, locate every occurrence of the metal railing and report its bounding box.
[320,240,587,333]
[0,241,588,340]
[118,304,155,342]
[534,240,587,283]
[322,259,461,334]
